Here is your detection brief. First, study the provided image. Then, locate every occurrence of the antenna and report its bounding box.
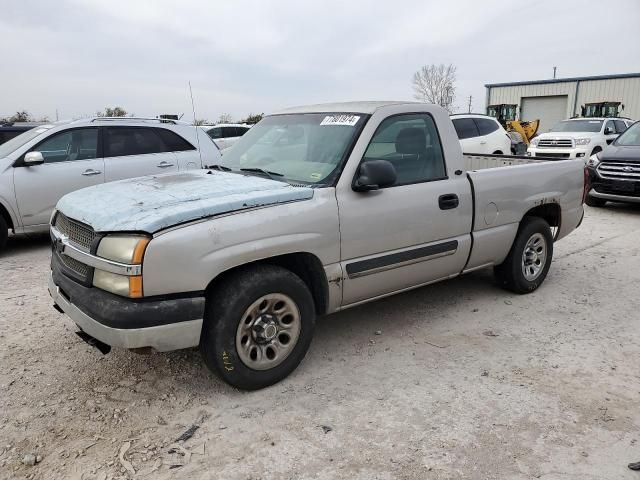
[188,81,204,167]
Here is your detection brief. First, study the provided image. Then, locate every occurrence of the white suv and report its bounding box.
[200,123,251,150]
[451,114,511,155]
[527,117,634,160]
[0,117,220,251]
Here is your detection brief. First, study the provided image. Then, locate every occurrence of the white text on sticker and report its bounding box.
[320,115,360,127]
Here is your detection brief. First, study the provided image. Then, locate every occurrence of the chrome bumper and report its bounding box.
[590,190,640,204]
[48,273,203,352]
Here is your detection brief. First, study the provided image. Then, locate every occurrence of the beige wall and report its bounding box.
[487,77,640,121]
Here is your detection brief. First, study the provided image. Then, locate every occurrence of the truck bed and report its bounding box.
[463,153,564,171]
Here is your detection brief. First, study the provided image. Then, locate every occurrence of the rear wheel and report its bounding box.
[0,216,8,253]
[585,194,607,207]
[494,217,553,294]
[200,265,316,390]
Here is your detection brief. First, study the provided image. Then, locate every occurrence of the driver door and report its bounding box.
[13,127,104,228]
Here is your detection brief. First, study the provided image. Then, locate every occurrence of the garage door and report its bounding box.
[521,95,568,133]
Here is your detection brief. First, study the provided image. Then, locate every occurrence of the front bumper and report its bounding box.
[587,167,640,204]
[49,255,204,352]
[527,147,590,159]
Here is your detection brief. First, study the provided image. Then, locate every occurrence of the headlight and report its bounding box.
[97,235,150,264]
[93,235,149,298]
[586,154,600,168]
[530,137,539,146]
[575,138,591,145]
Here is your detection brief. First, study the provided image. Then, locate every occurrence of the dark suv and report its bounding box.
[0,122,43,145]
[586,120,640,207]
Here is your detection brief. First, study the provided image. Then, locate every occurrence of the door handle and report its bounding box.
[439,193,459,210]
[81,169,102,176]
[157,162,175,168]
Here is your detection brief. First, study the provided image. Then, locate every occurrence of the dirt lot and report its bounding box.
[1,204,639,480]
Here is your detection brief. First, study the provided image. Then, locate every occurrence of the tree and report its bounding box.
[97,106,128,117]
[9,111,33,122]
[241,113,264,125]
[412,64,457,113]
[217,113,233,124]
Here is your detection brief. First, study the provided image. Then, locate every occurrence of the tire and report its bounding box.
[494,217,554,294]
[585,194,607,207]
[0,215,8,253]
[200,265,316,390]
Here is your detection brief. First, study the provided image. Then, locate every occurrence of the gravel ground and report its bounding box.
[1,204,639,480]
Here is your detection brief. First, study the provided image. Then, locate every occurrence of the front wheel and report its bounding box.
[494,217,553,294]
[200,265,316,390]
[0,215,8,253]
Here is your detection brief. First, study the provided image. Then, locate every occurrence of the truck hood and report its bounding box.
[537,131,599,139]
[56,170,314,233]
[601,144,640,163]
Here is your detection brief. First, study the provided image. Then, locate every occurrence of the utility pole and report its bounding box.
[467,95,472,113]
[553,66,557,79]
[55,109,59,121]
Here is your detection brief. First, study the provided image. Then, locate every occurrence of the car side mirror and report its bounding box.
[353,159,397,192]
[23,151,44,166]
[604,127,614,135]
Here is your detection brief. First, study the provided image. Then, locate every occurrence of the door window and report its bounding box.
[105,127,166,157]
[452,118,480,139]
[207,127,222,139]
[362,113,446,186]
[32,128,98,163]
[154,128,195,151]
[474,118,500,136]
[613,120,628,134]
[237,127,250,136]
[604,120,615,134]
[222,127,237,138]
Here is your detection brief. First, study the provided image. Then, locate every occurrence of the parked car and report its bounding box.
[527,117,634,160]
[0,122,44,145]
[49,101,586,390]
[0,117,219,251]
[201,123,251,150]
[450,114,511,155]
[585,120,640,206]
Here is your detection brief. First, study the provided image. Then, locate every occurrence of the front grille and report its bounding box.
[59,253,91,279]
[597,162,640,180]
[536,152,571,158]
[54,212,96,251]
[537,138,573,148]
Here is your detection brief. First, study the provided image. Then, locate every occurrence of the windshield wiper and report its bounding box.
[240,167,284,180]
[206,164,232,172]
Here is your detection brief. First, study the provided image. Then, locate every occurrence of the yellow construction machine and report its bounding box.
[486,104,539,146]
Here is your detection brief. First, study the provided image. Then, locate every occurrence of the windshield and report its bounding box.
[614,122,640,146]
[550,120,603,133]
[217,113,365,185]
[0,125,54,158]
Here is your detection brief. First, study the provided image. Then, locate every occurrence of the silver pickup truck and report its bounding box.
[49,102,586,390]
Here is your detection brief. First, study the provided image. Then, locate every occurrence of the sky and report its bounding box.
[2,0,639,123]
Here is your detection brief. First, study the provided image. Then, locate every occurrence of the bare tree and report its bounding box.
[217,113,233,124]
[97,106,128,117]
[241,113,264,125]
[412,64,457,113]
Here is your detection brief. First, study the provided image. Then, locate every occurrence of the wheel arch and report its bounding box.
[0,200,15,232]
[205,252,330,315]
[522,202,561,238]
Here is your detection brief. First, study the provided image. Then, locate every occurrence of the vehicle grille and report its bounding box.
[537,138,573,148]
[597,162,640,180]
[53,212,96,251]
[59,253,91,279]
[536,152,571,158]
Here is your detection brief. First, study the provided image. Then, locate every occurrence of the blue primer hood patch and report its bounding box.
[56,170,314,233]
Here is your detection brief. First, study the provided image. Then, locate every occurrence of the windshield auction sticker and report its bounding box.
[320,114,360,127]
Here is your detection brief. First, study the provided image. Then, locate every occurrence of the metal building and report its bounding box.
[485,72,640,133]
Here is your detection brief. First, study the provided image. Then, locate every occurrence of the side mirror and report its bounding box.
[353,160,397,192]
[23,151,44,166]
[604,127,614,135]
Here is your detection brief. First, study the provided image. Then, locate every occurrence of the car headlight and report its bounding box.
[93,235,149,298]
[530,137,539,146]
[586,154,600,167]
[575,138,591,146]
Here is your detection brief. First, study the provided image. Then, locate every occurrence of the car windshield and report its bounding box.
[550,120,603,132]
[217,113,365,185]
[0,125,54,158]
[614,122,640,146]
